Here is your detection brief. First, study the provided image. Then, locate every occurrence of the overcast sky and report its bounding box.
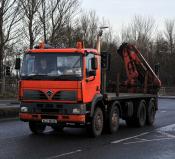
[81,0,175,32]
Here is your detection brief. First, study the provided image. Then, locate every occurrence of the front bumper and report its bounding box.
[19,113,86,123]
[19,102,88,124]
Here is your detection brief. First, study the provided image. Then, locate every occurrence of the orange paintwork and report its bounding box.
[21,80,79,89]
[20,48,101,104]
[27,48,100,55]
[20,80,82,103]
[20,47,101,123]
[81,54,101,102]
[19,113,86,123]
[76,41,84,49]
[38,41,45,49]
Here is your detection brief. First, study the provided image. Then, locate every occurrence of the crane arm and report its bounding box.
[118,43,161,94]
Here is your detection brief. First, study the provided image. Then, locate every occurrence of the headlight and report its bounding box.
[73,108,81,114]
[72,104,86,114]
[21,107,28,113]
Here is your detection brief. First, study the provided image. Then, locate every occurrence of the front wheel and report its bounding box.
[87,107,104,137]
[29,121,46,134]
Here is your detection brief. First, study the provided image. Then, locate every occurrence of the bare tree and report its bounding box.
[121,15,155,59]
[19,0,41,49]
[164,19,175,54]
[88,11,99,47]
[121,25,132,42]
[79,11,90,44]
[125,16,155,44]
[77,10,99,48]
[0,0,21,80]
[38,0,49,43]
[46,0,79,46]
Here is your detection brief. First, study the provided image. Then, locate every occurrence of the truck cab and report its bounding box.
[19,42,102,135]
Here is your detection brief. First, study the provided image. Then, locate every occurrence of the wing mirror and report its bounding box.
[91,57,98,70]
[15,58,21,70]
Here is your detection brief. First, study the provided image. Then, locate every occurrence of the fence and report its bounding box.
[0,78,18,98]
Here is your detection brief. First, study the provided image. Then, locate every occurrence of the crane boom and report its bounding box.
[118,43,161,94]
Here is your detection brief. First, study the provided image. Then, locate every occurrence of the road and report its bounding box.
[0,98,175,159]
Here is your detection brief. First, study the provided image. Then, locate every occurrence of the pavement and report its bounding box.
[0,99,19,119]
[0,98,175,159]
[158,96,175,99]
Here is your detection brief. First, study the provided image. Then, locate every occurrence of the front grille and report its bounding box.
[23,90,47,100]
[41,109,60,113]
[52,91,77,101]
[35,103,64,114]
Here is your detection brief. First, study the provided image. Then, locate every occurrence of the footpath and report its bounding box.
[0,100,19,119]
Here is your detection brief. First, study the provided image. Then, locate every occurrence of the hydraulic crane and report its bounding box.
[118,43,161,94]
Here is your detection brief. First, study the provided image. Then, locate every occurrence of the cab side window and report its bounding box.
[86,53,94,77]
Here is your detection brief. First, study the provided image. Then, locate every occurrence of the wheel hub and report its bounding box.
[112,111,118,127]
[95,114,103,131]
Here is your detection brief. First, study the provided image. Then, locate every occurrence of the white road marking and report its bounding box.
[157,131,175,138]
[111,132,149,144]
[160,111,167,113]
[135,138,149,141]
[156,124,175,132]
[123,137,174,145]
[46,149,82,159]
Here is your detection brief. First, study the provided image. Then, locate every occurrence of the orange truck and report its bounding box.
[15,30,161,137]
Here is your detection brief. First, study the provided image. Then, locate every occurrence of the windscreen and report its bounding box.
[20,53,83,80]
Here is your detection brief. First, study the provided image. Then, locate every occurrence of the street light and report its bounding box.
[96,26,109,52]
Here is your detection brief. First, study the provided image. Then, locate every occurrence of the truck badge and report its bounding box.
[47,90,53,97]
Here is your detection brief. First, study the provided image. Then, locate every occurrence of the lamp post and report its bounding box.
[97,26,109,94]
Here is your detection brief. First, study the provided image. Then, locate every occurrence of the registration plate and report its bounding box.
[42,119,57,124]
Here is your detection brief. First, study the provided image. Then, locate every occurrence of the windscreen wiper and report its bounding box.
[21,74,49,80]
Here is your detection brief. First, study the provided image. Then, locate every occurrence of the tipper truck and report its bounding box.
[16,29,161,137]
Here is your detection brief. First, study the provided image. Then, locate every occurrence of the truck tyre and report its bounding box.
[108,106,119,134]
[87,107,104,137]
[51,125,64,132]
[126,100,146,127]
[146,99,156,125]
[136,100,146,127]
[29,121,46,134]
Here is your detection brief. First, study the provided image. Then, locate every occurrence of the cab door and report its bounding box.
[82,53,100,103]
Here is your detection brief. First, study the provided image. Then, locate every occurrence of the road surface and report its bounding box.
[0,98,175,159]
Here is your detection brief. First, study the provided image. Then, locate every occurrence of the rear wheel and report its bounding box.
[29,121,46,134]
[146,99,156,125]
[125,100,146,127]
[136,100,146,127]
[87,107,104,137]
[108,106,119,134]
